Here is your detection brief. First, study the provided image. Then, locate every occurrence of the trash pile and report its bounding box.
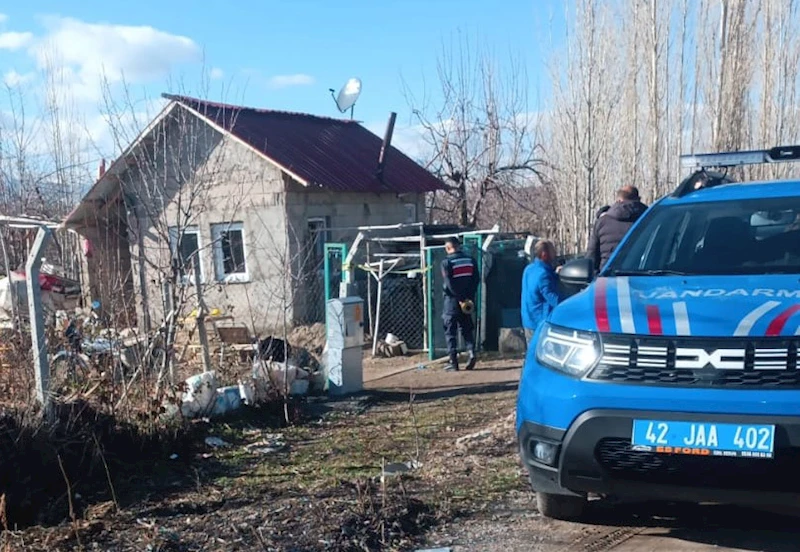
[180,358,325,419]
[0,268,81,328]
[375,332,409,358]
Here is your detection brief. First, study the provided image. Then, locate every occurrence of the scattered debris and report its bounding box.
[212,385,242,417]
[204,436,231,449]
[456,429,493,447]
[499,327,527,355]
[455,413,516,452]
[244,433,287,455]
[383,460,422,477]
[290,378,309,395]
[256,336,291,363]
[376,332,410,358]
[238,379,255,405]
[252,361,310,394]
[181,371,217,418]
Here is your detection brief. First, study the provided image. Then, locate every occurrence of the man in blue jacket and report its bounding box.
[521,240,561,346]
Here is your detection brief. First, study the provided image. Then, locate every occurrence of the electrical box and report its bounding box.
[326,296,364,350]
[325,296,365,396]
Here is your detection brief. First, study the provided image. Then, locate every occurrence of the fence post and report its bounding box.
[26,226,52,409]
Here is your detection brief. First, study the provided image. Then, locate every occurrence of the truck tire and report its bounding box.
[536,492,586,521]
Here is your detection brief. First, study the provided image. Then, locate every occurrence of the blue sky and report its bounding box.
[0,1,565,160]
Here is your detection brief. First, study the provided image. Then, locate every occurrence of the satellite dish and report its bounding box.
[330,77,362,118]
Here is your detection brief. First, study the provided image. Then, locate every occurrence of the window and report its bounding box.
[307,217,329,262]
[211,222,248,282]
[606,196,800,276]
[168,226,203,283]
[404,203,418,223]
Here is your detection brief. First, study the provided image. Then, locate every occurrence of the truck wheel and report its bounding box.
[536,492,586,521]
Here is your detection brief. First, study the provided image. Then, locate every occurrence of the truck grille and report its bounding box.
[589,335,800,388]
[595,438,800,492]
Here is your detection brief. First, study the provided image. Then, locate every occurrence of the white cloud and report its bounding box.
[31,16,202,100]
[3,70,34,87]
[35,17,201,79]
[209,67,224,80]
[268,73,315,89]
[0,31,33,50]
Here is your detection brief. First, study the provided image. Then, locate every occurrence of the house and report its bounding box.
[64,94,445,333]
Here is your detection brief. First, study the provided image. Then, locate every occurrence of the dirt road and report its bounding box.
[404,357,800,552]
[425,494,800,551]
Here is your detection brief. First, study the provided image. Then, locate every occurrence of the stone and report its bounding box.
[499,327,527,355]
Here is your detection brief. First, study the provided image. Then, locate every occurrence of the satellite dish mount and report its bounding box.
[329,77,362,119]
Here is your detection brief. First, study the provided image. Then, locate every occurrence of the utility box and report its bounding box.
[325,296,365,396]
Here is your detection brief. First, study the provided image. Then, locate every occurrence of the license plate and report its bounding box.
[631,420,775,459]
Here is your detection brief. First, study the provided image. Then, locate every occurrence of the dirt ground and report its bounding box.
[4,353,800,551]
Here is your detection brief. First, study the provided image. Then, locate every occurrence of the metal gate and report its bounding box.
[323,243,346,331]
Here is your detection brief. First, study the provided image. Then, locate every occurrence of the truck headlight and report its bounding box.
[535,324,600,377]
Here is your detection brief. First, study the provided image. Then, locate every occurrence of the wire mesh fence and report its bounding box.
[365,271,425,350]
[315,228,533,358]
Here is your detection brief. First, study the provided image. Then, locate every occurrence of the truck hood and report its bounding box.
[551,275,800,337]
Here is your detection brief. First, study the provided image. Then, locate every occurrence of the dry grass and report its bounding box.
[0,350,526,550]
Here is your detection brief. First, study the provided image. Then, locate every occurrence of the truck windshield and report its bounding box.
[605,197,800,276]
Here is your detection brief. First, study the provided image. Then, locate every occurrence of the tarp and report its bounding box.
[0,271,80,326]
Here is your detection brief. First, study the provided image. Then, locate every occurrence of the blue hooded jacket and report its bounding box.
[521,258,560,330]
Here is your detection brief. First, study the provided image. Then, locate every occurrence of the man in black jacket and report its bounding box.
[440,237,479,372]
[587,186,648,272]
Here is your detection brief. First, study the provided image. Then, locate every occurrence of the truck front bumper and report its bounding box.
[519,409,800,507]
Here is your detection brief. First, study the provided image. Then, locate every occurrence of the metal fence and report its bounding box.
[319,231,531,359]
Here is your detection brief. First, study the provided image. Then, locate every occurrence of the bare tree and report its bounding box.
[547,0,625,251]
[538,0,800,255]
[405,36,546,229]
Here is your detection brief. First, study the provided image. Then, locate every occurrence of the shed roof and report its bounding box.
[164,94,446,194]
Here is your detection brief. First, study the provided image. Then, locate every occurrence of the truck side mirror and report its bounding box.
[559,258,594,298]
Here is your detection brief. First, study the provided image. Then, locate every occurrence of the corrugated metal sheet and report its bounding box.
[164,94,446,194]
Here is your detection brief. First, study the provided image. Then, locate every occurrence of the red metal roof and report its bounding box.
[163,94,446,194]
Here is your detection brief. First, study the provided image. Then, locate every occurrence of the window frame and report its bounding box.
[168,225,204,285]
[307,217,329,262]
[403,202,418,223]
[211,221,249,283]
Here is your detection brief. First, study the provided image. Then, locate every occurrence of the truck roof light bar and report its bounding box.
[672,169,735,198]
[680,145,800,169]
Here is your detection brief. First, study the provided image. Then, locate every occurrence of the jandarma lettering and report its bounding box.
[632,289,800,299]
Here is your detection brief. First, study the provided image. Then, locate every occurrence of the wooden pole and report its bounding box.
[192,257,212,376]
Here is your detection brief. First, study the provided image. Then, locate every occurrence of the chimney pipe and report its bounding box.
[98,158,106,179]
[376,112,397,184]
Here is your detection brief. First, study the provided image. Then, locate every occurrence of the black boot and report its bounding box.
[465,350,477,371]
[445,353,459,372]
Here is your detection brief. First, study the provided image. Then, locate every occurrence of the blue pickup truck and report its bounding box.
[517,146,800,520]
